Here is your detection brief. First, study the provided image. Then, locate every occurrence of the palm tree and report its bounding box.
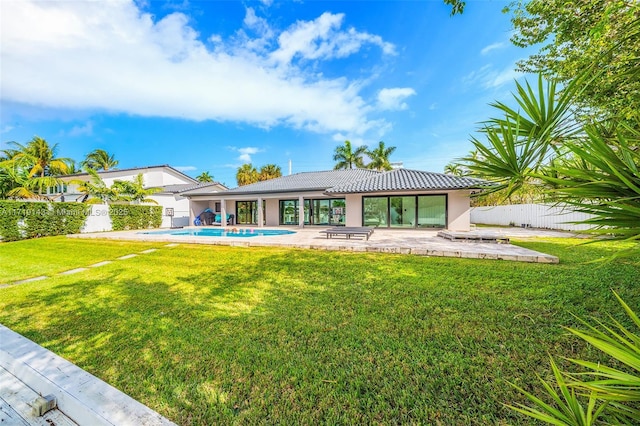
[0,136,71,198]
[196,171,214,182]
[111,174,160,204]
[71,168,117,204]
[259,164,282,181]
[444,163,464,176]
[333,140,368,169]
[3,136,70,178]
[366,141,396,171]
[82,149,119,171]
[236,164,258,186]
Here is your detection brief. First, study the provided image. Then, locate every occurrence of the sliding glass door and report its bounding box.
[363,195,447,228]
[389,196,416,228]
[236,201,257,225]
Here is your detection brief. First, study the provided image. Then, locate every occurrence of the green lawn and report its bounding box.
[0,237,163,283]
[1,237,638,424]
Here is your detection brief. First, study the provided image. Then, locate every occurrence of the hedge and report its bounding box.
[109,204,162,231]
[0,201,90,242]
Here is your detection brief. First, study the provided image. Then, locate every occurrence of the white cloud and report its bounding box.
[0,1,399,137]
[175,165,197,171]
[1,125,14,134]
[230,146,263,163]
[462,63,521,89]
[67,121,94,137]
[270,12,396,65]
[376,88,416,111]
[480,42,506,55]
[487,67,520,88]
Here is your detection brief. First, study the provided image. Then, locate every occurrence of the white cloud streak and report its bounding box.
[462,63,521,89]
[376,88,416,111]
[0,1,406,138]
[480,42,506,55]
[174,165,197,172]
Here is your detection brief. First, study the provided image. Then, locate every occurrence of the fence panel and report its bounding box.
[470,204,594,231]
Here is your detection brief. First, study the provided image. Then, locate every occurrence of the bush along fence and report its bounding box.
[0,201,90,242]
[109,204,162,231]
[0,201,164,242]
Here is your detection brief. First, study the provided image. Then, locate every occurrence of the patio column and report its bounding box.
[220,199,227,228]
[298,195,305,228]
[257,198,264,228]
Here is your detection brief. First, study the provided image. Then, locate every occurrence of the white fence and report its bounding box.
[81,204,113,233]
[471,204,595,231]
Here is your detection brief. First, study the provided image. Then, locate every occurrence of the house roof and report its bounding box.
[158,182,227,194]
[326,168,489,193]
[62,165,198,184]
[183,169,381,196]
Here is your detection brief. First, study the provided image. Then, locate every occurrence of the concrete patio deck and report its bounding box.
[70,226,568,263]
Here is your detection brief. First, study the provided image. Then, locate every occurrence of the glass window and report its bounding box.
[236,201,257,224]
[280,200,298,225]
[303,200,311,225]
[312,199,330,225]
[329,199,346,225]
[363,197,388,227]
[390,196,416,228]
[417,196,446,228]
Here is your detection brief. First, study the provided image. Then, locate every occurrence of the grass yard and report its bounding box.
[1,237,639,424]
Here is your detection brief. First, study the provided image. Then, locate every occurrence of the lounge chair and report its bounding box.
[212,214,235,226]
[319,227,374,241]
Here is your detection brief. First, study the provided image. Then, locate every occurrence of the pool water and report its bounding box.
[140,228,296,238]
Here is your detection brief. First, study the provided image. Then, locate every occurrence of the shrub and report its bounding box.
[109,204,162,231]
[0,201,90,242]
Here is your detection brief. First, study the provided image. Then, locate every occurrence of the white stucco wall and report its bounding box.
[447,190,471,231]
[151,194,191,228]
[344,194,362,227]
[81,204,112,233]
[265,199,279,226]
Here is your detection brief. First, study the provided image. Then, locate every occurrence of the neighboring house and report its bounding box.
[183,168,487,231]
[56,165,227,228]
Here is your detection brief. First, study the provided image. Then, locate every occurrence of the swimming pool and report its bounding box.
[139,228,296,238]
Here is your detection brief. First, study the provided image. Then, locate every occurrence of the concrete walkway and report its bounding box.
[70,226,568,263]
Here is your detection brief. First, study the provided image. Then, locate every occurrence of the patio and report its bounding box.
[70,226,564,263]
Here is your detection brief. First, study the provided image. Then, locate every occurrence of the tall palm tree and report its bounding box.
[196,171,214,182]
[236,164,258,186]
[333,140,368,169]
[3,136,70,178]
[259,164,282,181]
[366,141,396,171]
[82,149,119,171]
[0,136,71,198]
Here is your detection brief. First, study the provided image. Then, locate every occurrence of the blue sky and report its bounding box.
[0,0,534,187]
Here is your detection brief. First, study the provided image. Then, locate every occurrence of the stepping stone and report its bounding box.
[140,249,157,254]
[89,261,112,268]
[10,276,48,286]
[59,268,88,275]
[117,254,138,260]
[164,243,179,247]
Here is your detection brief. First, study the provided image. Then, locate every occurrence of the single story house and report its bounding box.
[56,165,227,227]
[182,168,487,231]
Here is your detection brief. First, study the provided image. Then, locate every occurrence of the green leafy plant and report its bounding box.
[508,292,640,425]
[0,200,89,241]
[109,204,162,230]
